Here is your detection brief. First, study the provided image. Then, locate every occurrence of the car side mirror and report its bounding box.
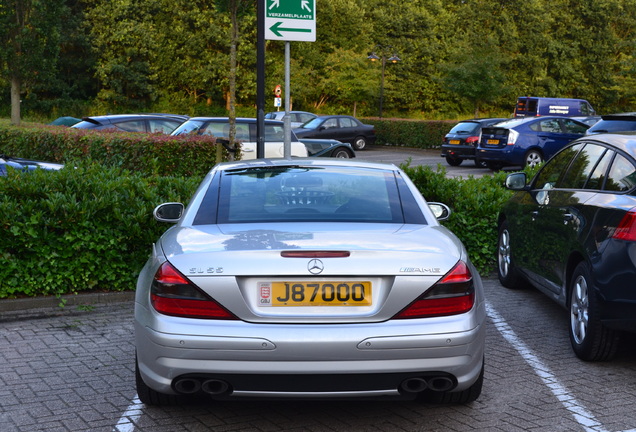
[504,172,528,190]
[153,202,184,223]
[428,202,451,221]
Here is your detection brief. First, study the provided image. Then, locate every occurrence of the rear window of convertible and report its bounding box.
[193,166,427,224]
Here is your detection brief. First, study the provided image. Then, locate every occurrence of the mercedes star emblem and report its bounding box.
[307,259,324,275]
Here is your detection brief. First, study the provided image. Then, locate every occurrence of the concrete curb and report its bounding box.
[0,291,135,320]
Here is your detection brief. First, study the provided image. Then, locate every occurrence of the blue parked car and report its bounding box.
[476,116,589,170]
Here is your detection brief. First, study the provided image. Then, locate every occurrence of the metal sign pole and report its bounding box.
[256,0,266,159]
[283,41,291,159]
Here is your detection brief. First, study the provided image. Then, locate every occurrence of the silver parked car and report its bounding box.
[135,159,486,405]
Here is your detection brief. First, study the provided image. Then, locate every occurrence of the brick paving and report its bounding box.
[1,278,636,432]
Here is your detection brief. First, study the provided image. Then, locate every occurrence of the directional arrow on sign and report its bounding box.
[269,22,312,37]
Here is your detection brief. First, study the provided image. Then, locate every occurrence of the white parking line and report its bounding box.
[486,303,613,432]
[113,395,143,432]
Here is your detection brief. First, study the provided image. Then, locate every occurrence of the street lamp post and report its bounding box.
[368,46,401,118]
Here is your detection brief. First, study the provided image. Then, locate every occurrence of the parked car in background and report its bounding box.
[477,116,589,170]
[72,114,189,133]
[497,133,636,361]
[134,158,486,406]
[300,139,356,158]
[293,115,376,150]
[514,97,596,118]
[585,113,636,135]
[1,156,64,176]
[264,111,317,128]
[441,118,507,167]
[171,117,309,159]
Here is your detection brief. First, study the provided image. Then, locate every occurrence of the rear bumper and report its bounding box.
[476,147,522,166]
[135,307,486,398]
[441,145,477,159]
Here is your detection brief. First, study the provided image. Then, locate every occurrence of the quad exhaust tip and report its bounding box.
[400,376,455,393]
[173,378,230,396]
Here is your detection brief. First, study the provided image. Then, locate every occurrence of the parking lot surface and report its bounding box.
[355,146,492,178]
[2,277,636,432]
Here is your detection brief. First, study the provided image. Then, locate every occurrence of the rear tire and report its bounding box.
[421,361,484,404]
[333,149,352,158]
[445,156,463,166]
[524,149,543,168]
[497,220,525,288]
[136,355,180,406]
[353,136,367,150]
[568,262,620,361]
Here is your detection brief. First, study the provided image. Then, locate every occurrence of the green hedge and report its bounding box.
[0,163,201,298]
[366,118,455,148]
[0,121,229,178]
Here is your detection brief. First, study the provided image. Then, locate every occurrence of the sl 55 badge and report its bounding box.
[188,267,224,274]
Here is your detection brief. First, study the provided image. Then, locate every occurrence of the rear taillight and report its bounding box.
[393,261,475,319]
[150,262,237,320]
[507,129,519,145]
[612,208,636,241]
[466,136,479,144]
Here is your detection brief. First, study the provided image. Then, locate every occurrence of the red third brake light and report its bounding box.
[612,208,636,241]
[151,262,237,320]
[393,261,475,319]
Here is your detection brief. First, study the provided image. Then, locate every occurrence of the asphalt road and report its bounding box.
[2,277,636,432]
[355,146,492,178]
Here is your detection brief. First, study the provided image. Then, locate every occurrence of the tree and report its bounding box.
[441,39,508,117]
[85,0,161,111]
[0,0,67,124]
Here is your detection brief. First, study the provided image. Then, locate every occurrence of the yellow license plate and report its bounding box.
[259,281,372,306]
[487,139,499,145]
[449,140,461,145]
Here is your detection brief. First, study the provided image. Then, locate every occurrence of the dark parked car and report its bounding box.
[1,156,64,176]
[441,118,507,167]
[300,139,356,158]
[293,115,376,150]
[72,114,189,133]
[477,116,589,170]
[497,133,636,361]
[585,113,636,135]
[264,111,317,128]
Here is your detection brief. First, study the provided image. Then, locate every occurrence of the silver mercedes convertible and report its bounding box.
[134,159,486,405]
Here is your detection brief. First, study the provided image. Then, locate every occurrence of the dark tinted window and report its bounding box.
[448,122,480,134]
[559,143,608,189]
[585,149,613,190]
[340,117,356,128]
[561,119,588,134]
[588,119,636,134]
[114,120,146,132]
[533,144,584,190]
[605,155,636,192]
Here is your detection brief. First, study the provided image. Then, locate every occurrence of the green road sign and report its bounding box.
[265,0,316,42]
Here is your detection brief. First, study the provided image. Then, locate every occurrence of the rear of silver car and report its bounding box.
[134,160,486,404]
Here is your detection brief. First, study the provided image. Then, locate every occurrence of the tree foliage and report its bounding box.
[2,0,636,120]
